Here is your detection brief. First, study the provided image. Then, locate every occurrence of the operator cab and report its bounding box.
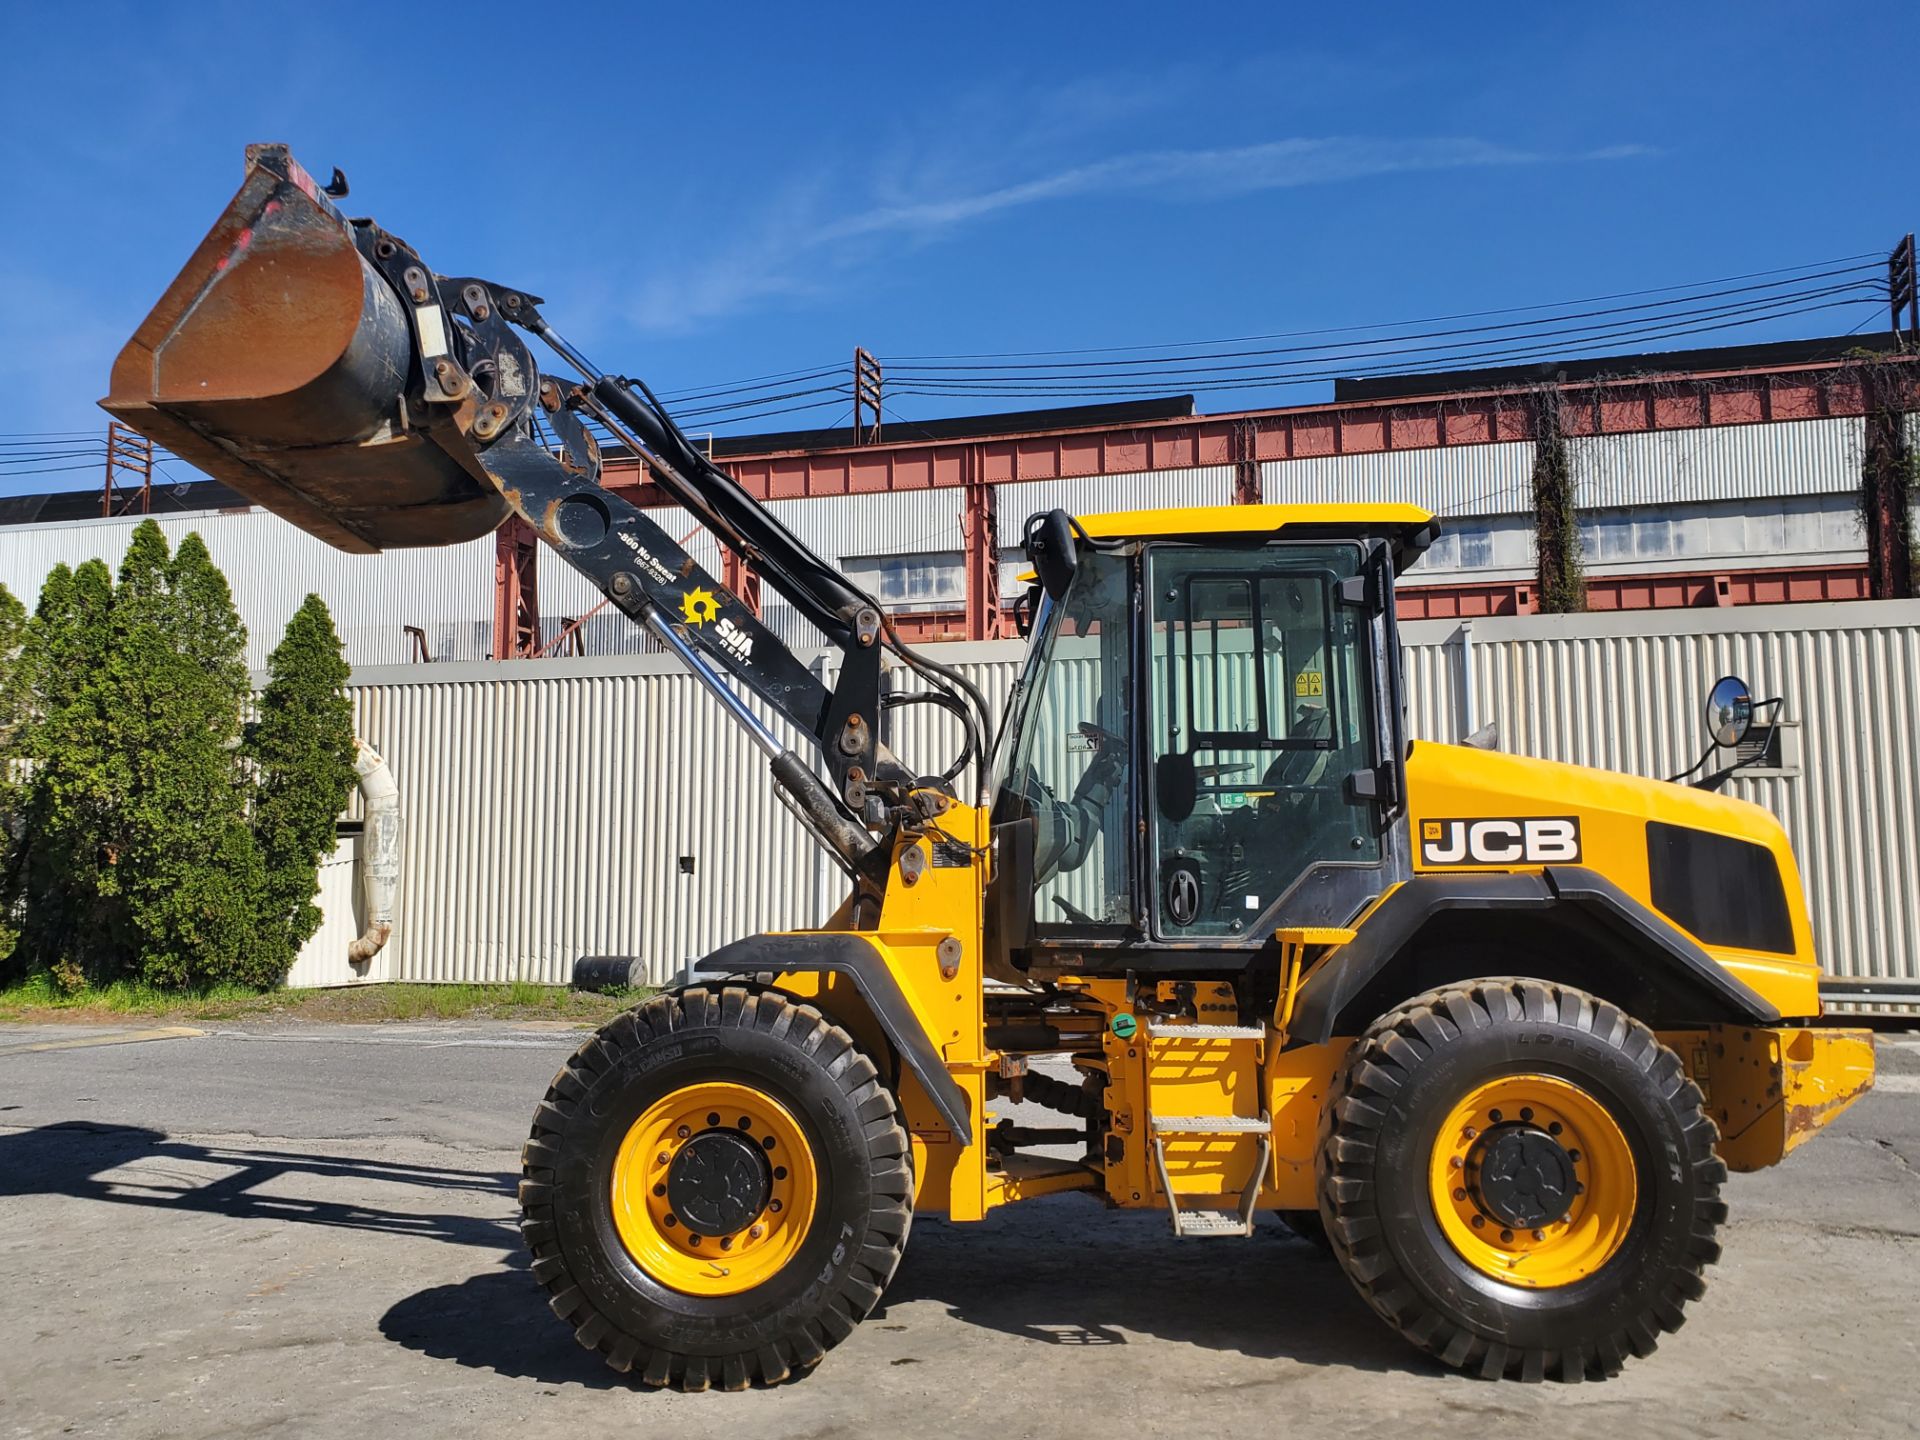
[989,505,1438,975]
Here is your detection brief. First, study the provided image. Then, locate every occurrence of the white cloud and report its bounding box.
[623,136,1652,333]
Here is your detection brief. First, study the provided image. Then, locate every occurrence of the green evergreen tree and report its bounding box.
[104,522,268,988]
[248,594,356,981]
[0,580,28,971]
[1532,389,1587,614]
[10,560,117,985]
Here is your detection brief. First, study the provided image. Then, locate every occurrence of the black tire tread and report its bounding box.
[1317,978,1725,1383]
[518,985,912,1391]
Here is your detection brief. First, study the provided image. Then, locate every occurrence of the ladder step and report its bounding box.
[1172,1208,1254,1238]
[1146,1024,1265,1040]
[1153,1114,1270,1134]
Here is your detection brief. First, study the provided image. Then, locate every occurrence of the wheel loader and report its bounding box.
[103,145,1875,1391]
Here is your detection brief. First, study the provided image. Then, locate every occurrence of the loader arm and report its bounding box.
[101,144,991,869]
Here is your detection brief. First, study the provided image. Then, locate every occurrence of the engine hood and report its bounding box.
[1402,741,1822,1017]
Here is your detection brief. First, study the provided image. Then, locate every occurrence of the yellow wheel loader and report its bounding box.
[105,146,1875,1391]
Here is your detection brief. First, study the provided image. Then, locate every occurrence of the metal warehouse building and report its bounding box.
[1,336,1915,993]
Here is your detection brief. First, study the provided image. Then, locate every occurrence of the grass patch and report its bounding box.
[0,973,647,1026]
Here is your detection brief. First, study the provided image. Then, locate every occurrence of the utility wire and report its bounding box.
[885,267,1882,376]
[889,293,1882,400]
[881,251,1886,361]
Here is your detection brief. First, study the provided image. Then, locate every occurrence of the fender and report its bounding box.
[696,933,973,1144]
[1288,865,1779,1046]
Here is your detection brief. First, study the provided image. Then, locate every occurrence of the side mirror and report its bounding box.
[1025,509,1080,603]
[1155,752,1197,822]
[1705,675,1754,749]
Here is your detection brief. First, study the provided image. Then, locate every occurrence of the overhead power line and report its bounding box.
[880,251,1887,362]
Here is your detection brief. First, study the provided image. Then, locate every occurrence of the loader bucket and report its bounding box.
[101,144,509,553]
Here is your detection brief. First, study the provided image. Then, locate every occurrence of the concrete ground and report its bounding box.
[1,1020,1915,1440]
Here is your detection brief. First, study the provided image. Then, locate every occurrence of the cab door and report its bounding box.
[1144,541,1405,940]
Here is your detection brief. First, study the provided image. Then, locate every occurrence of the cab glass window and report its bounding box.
[1147,544,1379,938]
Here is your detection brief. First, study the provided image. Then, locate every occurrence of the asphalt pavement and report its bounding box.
[2,1019,1916,1440]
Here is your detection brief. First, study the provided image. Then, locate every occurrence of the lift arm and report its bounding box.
[101,145,990,869]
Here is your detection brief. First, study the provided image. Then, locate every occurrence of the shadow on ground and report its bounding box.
[0,1120,517,1252]
[1,1120,1431,1389]
[379,1202,1430,1389]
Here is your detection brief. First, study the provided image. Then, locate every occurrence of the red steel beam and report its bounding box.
[600,355,1915,506]
[558,357,1909,655]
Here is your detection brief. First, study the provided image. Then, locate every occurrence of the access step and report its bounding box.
[1148,1111,1273,1239]
[1145,1024,1265,1040]
[1171,1208,1252,1238]
[1152,1114,1270,1134]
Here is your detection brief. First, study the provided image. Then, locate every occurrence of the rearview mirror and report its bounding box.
[1025,510,1080,602]
[1705,675,1753,749]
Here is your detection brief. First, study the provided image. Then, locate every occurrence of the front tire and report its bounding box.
[1317,979,1726,1382]
[519,985,912,1390]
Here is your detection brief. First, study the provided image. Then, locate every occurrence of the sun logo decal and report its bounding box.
[680,587,721,626]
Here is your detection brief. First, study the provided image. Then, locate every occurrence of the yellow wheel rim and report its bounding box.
[609,1081,819,1297]
[1427,1073,1637,1290]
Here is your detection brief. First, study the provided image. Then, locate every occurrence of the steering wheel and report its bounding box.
[1258,707,1334,809]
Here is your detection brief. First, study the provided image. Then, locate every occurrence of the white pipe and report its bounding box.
[348,739,402,963]
[1457,621,1478,739]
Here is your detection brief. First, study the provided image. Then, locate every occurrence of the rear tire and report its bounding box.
[519,985,912,1390]
[1317,979,1725,1382]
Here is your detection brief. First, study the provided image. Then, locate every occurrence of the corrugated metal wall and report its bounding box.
[0,509,495,668]
[0,419,1864,667]
[1261,416,1861,519]
[997,466,1236,531]
[312,601,1919,989]
[1400,601,1920,986]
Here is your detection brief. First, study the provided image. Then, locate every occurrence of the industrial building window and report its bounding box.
[842,551,965,611]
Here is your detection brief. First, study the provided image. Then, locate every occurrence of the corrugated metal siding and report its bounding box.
[1454,602,1920,984]
[996,467,1236,531]
[346,658,823,985]
[1264,442,1536,517]
[318,606,1917,989]
[0,508,495,668]
[1567,416,1862,510]
[1262,417,1863,520]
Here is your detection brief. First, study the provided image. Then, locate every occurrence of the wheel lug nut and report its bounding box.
[689,1234,702,1246]
[676,1125,691,1139]
[1568,1149,1582,1163]
[1532,1229,1546,1241]
[749,1224,765,1239]
[1489,1110,1503,1124]
[1453,1187,1467,1202]
[1500,1229,1514,1243]
[656,1151,670,1166]
[653,1183,666,1197]
[664,1214,677,1227]
[1519,1108,1533,1122]
[1463,1127,1477,1140]
[1548,1122,1562,1136]
[707,1113,721,1127]
[721,1236,734,1250]
[1450,1156,1463,1170]
[770,1199,784,1213]
[1471,1216,1485,1229]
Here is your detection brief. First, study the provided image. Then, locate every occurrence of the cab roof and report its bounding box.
[1072,503,1439,564]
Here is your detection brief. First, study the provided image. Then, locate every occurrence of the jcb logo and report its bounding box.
[1419,816,1581,867]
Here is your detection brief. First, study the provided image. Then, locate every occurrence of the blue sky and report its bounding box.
[2,1,1915,485]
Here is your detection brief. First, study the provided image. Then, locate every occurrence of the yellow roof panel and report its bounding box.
[1073,503,1436,540]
